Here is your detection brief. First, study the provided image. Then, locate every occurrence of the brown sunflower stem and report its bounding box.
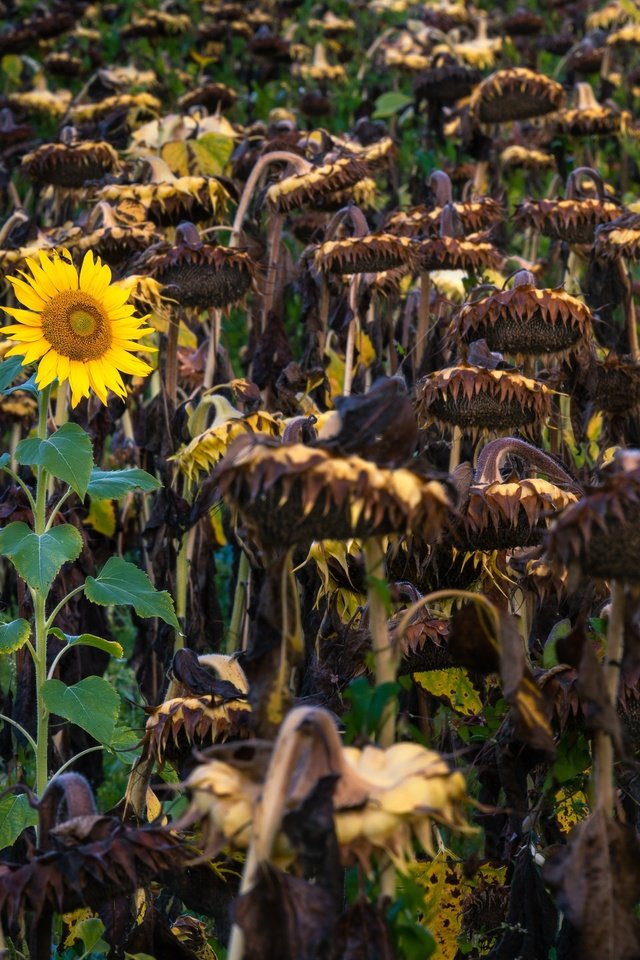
[343,278,361,396]
[364,538,397,749]
[593,580,625,814]
[229,151,311,247]
[415,270,431,371]
[620,259,640,362]
[261,213,284,332]
[227,548,251,653]
[449,427,462,472]
[203,309,221,389]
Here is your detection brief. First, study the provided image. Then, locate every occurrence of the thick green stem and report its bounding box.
[363,539,396,748]
[227,549,251,653]
[33,387,51,799]
[175,528,195,651]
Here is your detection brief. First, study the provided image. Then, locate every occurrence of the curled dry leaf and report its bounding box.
[543,808,640,960]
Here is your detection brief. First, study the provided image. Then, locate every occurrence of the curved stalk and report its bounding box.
[0,714,37,755]
[229,151,311,247]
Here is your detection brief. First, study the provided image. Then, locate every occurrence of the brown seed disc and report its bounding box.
[594,360,640,414]
[414,63,482,103]
[428,390,539,430]
[155,261,253,309]
[22,142,119,189]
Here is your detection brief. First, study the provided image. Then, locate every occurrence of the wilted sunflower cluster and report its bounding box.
[3,0,640,957]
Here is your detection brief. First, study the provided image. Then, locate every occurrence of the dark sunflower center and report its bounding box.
[41,290,112,360]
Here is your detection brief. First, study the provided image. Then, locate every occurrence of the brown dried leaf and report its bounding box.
[543,809,640,960]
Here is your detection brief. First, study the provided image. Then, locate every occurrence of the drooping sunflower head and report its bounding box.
[1,249,155,407]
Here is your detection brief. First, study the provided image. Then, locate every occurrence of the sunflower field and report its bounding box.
[2,0,640,957]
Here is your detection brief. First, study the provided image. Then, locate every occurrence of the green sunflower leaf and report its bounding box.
[0,619,31,655]
[84,557,180,629]
[86,467,161,500]
[0,522,83,592]
[16,422,94,498]
[0,794,38,851]
[48,628,124,660]
[41,677,120,745]
[0,354,25,393]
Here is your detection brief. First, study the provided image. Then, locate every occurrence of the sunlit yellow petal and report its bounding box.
[106,347,153,376]
[8,276,47,310]
[68,361,91,406]
[0,324,46,340]
[36,349,61,388]
[24,257,59,299]
[1,307,44,326]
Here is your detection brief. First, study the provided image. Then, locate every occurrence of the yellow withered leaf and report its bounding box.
[84,498,116,538]
[160,134,234,178]
[414,668,483,716]
[414,857,508,958]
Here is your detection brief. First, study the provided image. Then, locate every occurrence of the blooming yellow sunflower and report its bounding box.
[1,249,155,407]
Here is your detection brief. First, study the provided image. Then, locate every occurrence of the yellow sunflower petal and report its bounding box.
[68,361,91,407]
[8,276,47,311]
[0,324,46,340]
[102,284,131,311]
[23,257,59,300]
[85,361,109,404]
[106,347,153,376]
[36,348,62,388]
[8,339,51,363]
[1,307,44,326]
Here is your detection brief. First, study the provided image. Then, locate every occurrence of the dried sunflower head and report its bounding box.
[138,222,258,309]
[499,145,556,172]
[452,270,593,359]
[75,200,162,264]
[591,352,640,415]
[6,88,73,119]
[413,233,503,274]
[514,168,622,245]
[469,67,564,124]
[171,397,284,484]
[386,199,505,239]
[143,694,250,768]
[457,477,578,551]
[186,706,469,869]
[417,365,553,436]
[266,156,369,213]
[551,83,625,137]
[97,157,230,225]
[122,10,190,39]
[213,435,453,549]
[69,92,162,124]
[546,453,640,581]
[313,234,418,275]
[178,82,237,113]
[294,42,346,82]
[594,213,640,261]
[21,135,122,189]
[413,55,482,105]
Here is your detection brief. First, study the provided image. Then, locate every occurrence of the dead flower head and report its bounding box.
[21,134,121,189]
[266,157,369,213]
[452,270,593,359]
[417,365,553,436]
[213,434,453,549]
[514,167,622,245]
[546,452,640,582]
[313,234,418,275]
[470,67,564,124]
[186,706,469,869]
[139,222,258,309]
